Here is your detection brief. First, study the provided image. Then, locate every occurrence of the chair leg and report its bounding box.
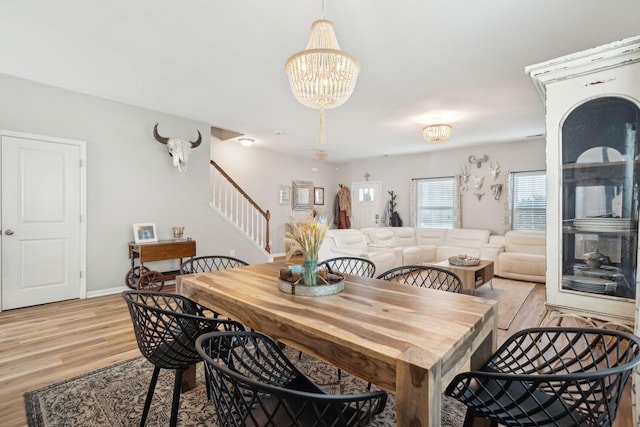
[462,409,496,427]
[463,408,478,427]
[140,366,161,427]
[203,362,211,400]
[169,369,184,427]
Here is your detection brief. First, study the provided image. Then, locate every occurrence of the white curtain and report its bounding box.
[409,180,416,227]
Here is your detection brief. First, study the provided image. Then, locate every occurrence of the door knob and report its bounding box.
[5,229,14,235]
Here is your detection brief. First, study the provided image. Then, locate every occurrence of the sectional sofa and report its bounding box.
[318,227,546,282]
[488,231,546,283]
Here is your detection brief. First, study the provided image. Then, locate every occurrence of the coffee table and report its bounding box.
[429,259,494,294]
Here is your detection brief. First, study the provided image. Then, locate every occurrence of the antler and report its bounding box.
[153,123,202,148]
[153,123,169,144]
[468,154,489,168]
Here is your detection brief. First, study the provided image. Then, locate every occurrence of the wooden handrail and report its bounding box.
[211,160,270,253]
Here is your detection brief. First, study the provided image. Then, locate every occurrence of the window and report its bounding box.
[415,177,455,228]
[511,171,546,231]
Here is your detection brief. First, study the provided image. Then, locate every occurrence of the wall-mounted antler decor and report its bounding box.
[153,123,202,173]
[489,161,500,180]
[468,154,489,168]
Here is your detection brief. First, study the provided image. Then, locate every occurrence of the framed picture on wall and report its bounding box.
[133,223,158,244]
[314,187,324,205]
[278,185,291,205]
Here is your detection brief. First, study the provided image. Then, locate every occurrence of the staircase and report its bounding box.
[210,160,270,254]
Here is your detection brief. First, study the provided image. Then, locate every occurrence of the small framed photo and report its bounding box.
[133,223,158,244]
[278,185,291,205]
[314,187,324,205]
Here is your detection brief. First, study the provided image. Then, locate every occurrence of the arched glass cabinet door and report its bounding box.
[561,96,640,300]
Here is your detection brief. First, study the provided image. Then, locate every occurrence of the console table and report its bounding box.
[126,239,196,290]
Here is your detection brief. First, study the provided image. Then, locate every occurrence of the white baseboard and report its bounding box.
[87,285,130,298]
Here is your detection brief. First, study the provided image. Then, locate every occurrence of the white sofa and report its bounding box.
[489,231,546,283]
[322,227,497,273]
[318,229,402,274]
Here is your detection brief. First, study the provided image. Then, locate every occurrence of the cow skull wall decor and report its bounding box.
[153,123,202,172]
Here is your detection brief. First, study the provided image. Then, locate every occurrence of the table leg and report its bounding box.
[396,349,440,426]
[181,364,197,392]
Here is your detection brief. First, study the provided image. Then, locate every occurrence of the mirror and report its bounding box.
[292,180,313,210]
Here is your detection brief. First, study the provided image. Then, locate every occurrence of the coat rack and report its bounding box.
[388,191,402,226]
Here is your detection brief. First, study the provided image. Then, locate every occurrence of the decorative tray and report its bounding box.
[278,268,344,296]
[448,255,480,266]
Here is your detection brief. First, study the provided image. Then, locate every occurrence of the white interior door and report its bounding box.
[351,181,382,229]
[1,133,85,310]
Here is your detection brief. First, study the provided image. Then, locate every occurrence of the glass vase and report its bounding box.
[302,259,318,286]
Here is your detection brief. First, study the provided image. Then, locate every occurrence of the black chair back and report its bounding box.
[122,290,244,427]
[180,255,248,275]
[376,265,462,292]
[196,331,387,427]
[446,327,640,427]
[318,256,376,278]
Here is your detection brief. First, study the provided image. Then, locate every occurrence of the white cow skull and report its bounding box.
[153,123,202,173]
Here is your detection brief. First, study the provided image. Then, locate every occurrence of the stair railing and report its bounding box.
[210,160,270,253]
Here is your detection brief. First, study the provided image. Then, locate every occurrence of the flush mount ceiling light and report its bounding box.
[238,137,254,147]
[285,2,360,145]
[423,124,453,143]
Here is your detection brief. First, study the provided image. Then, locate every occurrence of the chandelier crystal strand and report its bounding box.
[319,106,326,144]
[285,19,360,145]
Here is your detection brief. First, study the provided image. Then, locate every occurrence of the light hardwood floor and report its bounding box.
[0,281,633,426]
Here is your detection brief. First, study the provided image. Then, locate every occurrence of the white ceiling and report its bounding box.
[1,0,639,162]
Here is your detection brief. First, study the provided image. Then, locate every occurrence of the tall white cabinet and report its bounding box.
[527,36,640,426]
[527,36,640,326]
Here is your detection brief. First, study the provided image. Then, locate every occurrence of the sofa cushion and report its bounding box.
[498,253,546,282]
[365,228,397,246]
[414,228,448,246]
[504,231,545,255]
[331,230,368,248]
[444,228,490,249]
[390,227,419,247]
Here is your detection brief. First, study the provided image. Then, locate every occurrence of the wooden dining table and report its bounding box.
[177,261,497,427]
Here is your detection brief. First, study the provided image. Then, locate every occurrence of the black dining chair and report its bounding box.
[122,290,245,427]
[180,255,248,274]
[318,256,376,278]
[196,330,388,427]
[445,327,640,427]
[376,265,462,293]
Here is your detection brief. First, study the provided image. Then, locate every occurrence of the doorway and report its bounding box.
[1,131,86,311]
[351,181,382,229]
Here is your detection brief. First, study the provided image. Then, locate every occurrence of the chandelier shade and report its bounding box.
[423,124,453,142]
[285,19,360,144]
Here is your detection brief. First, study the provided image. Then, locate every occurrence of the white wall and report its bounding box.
[335,139,546,235]
[211,139,338,255]
[0,73,268,295]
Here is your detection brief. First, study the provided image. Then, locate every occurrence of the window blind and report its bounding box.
[415,177,455,228]
[511,171,546,231]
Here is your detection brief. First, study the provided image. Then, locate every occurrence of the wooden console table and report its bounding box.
[126,239,196,290]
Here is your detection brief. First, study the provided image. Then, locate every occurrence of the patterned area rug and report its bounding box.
[25,347,467,426]
[474,278,537,330]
